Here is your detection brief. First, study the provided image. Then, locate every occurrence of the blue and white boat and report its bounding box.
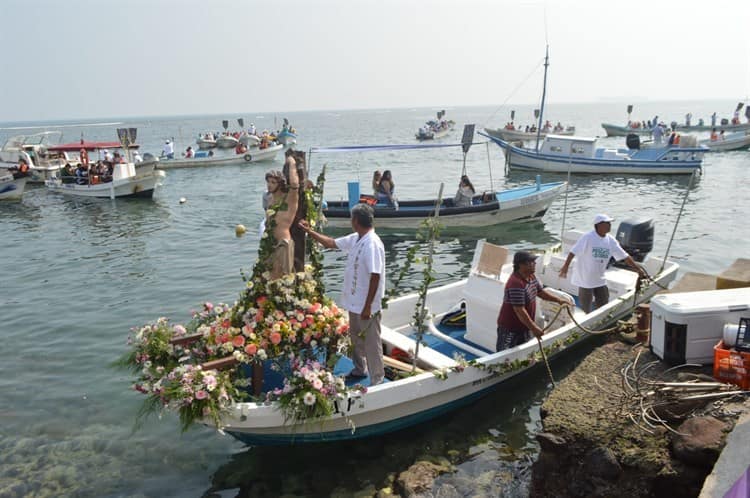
[214,235,679,445]
[309,140,566,229]
[481,132,707,175]
[0,171,28,200]
[275,129,297,146]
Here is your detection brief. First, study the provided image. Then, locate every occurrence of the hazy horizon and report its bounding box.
[3,0,748,123]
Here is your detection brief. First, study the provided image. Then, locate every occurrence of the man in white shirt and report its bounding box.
[298,204,386,385]
[558,214,646,313]
[162,140,174,159]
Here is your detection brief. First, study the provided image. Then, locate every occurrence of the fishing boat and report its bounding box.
[0,131,66,182]
[311,132,566,229]
[216,230,679,445]
[156,144,283,169]
[483,132,707,175]
[322,178,565,229]
[415,110,455,141]
[0,170,28,200]
[698,131,750,152]
[216,134,240,149]
[484,125,576,142]
[275,129,297,146]
[484,47,707,175]
[46,159,164,199]
[239,134,261,147]
[197,134,217,150]
[600,123,654,137]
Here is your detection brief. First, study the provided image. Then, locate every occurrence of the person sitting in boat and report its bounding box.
[454,175,475,208]
[184,146,194,158]
[720,130,726,141]
[529,124,537,133]
[133,150,143,163]
[710,128,719,141]
[60,163,75,184]
[376,170,397,208]
[112,152,125,164]
[102,149,112,162]
[259,136,269,150]
[542,120,552,133]
[10,158,31,179]
[732,110,740,125]
[75,163,88,185]
[553,122,564,132]
[162,140,175,159]
[235,143,248,155]
[372,170,382,196]
[249,123,256,136]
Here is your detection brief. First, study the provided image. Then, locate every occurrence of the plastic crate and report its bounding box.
[736,317,750,353]
[713,341,750,390]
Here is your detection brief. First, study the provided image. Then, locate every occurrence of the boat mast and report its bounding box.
[535,45,550,152]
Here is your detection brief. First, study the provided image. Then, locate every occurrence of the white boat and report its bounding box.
[483,47,706,175]
[322,179,566,229]
[215,235,679,445]
[156,144,283,169]
[0,171,28,200]
[197,136,217,150]
[698,132,750,152]
[216,135,240,149]
[239,134,261,147]
[602,121,750,137]
[45,160,164,199]
[484,126,576,142]
[0,131,66,182]
[601,123,654,137]
[483,132,707,175]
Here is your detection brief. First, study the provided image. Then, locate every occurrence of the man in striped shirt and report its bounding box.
[496,251,570,351]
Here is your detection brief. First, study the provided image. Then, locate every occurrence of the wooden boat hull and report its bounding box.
[322,182,566,229]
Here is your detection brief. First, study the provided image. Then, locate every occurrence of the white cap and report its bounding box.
[165,140,170,144]
[593,214,614,225]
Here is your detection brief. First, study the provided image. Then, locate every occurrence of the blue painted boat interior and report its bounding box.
[408,323,493,361]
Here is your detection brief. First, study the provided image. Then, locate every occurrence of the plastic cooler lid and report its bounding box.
[650,287,750,315]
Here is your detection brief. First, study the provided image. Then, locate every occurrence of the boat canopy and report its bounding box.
[48,141,139,152]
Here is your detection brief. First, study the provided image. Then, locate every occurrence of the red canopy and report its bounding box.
[47,141,140,152]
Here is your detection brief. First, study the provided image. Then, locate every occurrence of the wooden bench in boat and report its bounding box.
[380,325,458,370]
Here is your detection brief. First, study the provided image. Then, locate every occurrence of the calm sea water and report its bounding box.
[1,101,748,497]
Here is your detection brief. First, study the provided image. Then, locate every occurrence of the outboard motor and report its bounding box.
[626,133,641,150]
[615,217,654,263]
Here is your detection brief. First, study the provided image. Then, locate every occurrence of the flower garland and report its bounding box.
[119,168,358,430]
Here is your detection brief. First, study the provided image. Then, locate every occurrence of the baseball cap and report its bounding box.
[513,251,538,265]
[593,214,614,225]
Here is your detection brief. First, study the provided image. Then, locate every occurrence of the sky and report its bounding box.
[2,0,749,122]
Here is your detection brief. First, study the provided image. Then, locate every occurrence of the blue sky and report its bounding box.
[2,0,748,121]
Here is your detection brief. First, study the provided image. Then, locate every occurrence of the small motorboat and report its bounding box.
[0,170,28,200]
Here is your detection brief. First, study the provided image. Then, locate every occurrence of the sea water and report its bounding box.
[0,101,748,497]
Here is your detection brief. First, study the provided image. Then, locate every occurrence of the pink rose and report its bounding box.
[204,302,214,311]
[232,335,245,348]
[270,332,282,345]
[195,390,208,400]
[244,344,258,355]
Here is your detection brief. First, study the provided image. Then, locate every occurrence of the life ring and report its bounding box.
[244,154,252,162]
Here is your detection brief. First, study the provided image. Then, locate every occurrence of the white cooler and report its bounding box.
[649,287,750,365]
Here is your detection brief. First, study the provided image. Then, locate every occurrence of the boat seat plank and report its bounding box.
[380,325,457,369]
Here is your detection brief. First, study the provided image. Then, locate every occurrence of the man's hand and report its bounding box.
[361,303,372,320]
[558,267,568,279]
[298,220,311,233]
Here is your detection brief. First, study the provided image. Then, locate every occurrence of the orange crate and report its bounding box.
[713,341,750,390]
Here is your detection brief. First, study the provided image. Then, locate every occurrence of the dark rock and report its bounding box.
[394,461,452,497]
[671,416,729,467]
[584,447,622,481]
[536,432,566,453]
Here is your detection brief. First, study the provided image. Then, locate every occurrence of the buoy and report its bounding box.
[179,197,187,204]
[235,224,247,237]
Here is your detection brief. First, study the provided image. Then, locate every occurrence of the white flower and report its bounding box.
[303,392,316,406]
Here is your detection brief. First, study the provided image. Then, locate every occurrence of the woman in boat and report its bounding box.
[710,128,719,141]
[377,170,397,208]
[371,170,382,196]
[454,175,475,207]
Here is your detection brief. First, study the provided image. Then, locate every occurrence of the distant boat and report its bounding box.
[486,48,706,175]
[600,123,653,137]
[483,132,706,175]
[216,135,240,149]
[484,125,575,142]
[416,110,454,141]
[156,144,283,169]
[602,121,750,137]
[699,131,750,152]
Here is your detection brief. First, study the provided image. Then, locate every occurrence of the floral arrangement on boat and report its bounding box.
[119,167,364,430]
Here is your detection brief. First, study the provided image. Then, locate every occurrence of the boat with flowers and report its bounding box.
[121,212,678,444]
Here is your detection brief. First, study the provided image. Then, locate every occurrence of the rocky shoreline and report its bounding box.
[530,338,749,498]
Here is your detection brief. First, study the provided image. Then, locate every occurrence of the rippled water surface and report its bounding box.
[1,102,748,497]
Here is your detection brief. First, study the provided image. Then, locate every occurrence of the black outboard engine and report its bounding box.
[626,133,641,150]
[615,217,654,263]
